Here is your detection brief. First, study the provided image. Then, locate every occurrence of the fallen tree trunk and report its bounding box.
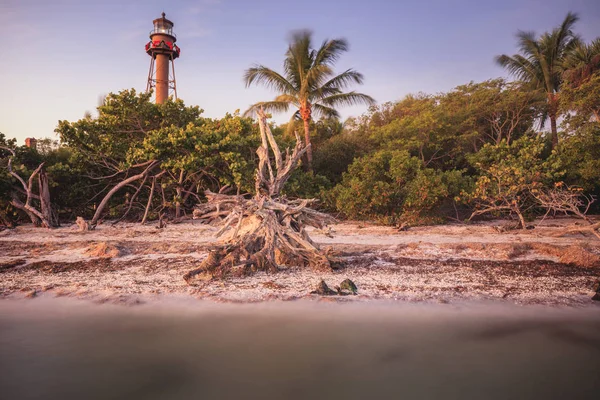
[184,109,334,283]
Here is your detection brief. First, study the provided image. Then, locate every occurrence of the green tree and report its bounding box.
[243,30,375,169]
[57,90,261,225]
[467,136,562,228]
[440,79,542,149]
[557,124,600,195]
[496,12,580,148]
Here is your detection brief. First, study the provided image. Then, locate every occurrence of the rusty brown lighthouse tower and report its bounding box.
[145,12,180,104]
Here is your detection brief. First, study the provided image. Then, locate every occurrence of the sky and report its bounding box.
[1,0,599,145]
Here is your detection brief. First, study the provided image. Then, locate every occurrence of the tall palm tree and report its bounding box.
[496,12,581,148]
[244,30,375,169]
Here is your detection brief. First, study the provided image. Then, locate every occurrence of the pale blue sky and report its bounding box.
[1,0,599,144]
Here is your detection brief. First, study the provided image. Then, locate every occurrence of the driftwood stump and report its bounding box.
[184,109,334,283]
[75,217,90,232]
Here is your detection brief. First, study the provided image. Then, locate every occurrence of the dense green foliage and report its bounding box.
[2,15,599,228]
[331,150,468,224]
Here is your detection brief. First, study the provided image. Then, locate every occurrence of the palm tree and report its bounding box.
[562,38,600,122]
[244,30,375,169]
[496,12,581,148]
[563,38,600,86]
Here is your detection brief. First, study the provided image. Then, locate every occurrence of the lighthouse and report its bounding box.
[145,12,180,104]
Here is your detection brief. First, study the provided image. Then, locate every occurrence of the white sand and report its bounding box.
[1,218,599,306]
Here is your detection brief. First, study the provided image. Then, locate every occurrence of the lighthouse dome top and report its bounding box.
[150,12,176,39]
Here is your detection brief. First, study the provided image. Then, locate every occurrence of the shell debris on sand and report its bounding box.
[1,219,599,305]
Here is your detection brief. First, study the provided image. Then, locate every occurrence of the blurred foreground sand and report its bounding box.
[0,298,599,399]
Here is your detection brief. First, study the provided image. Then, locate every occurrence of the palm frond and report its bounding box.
[244,65,296,93]
[556,12,579,46]
[312,104,341,119]
[495,54,541,84]
[243,101,291,117]
[273,94,300,107]
[318,91,376,108]
[305,64,334,91]
[313,38,349,66]
[285,30,313,89]
[321,69,364,90]
[285,111,302,136]
[516,31,541,59]
[283,56,302,90]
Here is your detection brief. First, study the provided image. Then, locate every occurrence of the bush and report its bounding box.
[313,133,371,184]
[283,170,332,200]
[557,123,600,196]
[330,150,469,224]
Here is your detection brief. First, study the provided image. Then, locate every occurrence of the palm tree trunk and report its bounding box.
[303,117,313,170]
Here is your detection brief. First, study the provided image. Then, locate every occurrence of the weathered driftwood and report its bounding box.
[552,221,600,240]
[1,146,58,228]
[75,216,90,231]
[184,109,334,283]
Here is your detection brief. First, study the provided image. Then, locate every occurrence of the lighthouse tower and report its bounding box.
[145,12,180,104]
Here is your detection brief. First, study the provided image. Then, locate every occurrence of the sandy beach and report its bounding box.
[1,219,599,305]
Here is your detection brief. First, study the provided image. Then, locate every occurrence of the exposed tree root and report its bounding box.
[185,192,334,282]
[184,109,334,283]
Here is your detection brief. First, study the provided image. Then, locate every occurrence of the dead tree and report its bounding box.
[184,109,334,282]
[1,146,58,228]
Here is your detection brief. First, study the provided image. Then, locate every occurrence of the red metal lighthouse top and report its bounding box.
[145,12,180,59]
